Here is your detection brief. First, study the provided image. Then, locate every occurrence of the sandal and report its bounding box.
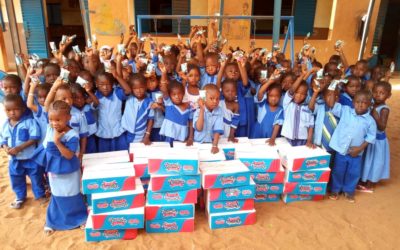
[10,199,24,209]
[44,226,55,236]
[37,197,49,205]
[344,193,355,203]
[329,192,339,200]
[356,184,374,193]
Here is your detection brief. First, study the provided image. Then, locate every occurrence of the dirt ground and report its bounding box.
[0,78,399,250]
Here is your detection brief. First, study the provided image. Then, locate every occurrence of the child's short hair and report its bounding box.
[354,89,372,100]
[346,75,361,84]
[204,84,219,93]
[356,59,368,67]
[4,93,24,108]
[225,62,238,70]
[187,63,200,75]
[78,70,93,80]
[268,83,282,94]
[70,83,86,96]
[168,80,184,94]
[57,83,72,93]
[128,73,146,87]
[95,71,114,83]
[205,52,218,61]
[45,63,61,74]
[37,83,52,94]
[221,79,236,89]
[298,80,309,90]
[3,74,22,88]
[280,72,296,82]
[374,81,392,94]
[49,100,71,114]
[329,55,341,65]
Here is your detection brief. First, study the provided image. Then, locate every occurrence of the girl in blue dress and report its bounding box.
[252,79,284,145]
[360,81,391,192]
[159,80,194,147]
[41,100,87,235]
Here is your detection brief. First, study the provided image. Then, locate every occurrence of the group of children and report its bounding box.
[0,25,392,234]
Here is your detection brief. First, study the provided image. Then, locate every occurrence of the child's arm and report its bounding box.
[44,77,63,112]
[85,48,100,76]
[79,137,87,162]
[23,67,34,98]
[289,72,306,95]
[303,66,320,81]
[266,124,281,146]
[176,49,186,73]
[7,139,37,156]
[306,127,316,149]
[195,101,205,131]
[216,60,226,90]
[336,46,349,70]
[237,58,249,87]
[257,70,279,102]
[196,36,205,67]
[83,84,99,107]
[115,53,123,78]
[348,141,369,157]
[158,62,169,98]
[27,79,39,113]
[142,119,154,145]
[308,83,321,112]
[54,130,75,160]
[371,107,390,131]
[113,72,131,95]
[187,119,194,146]
[211,133,220,154]
[228,103,239,143]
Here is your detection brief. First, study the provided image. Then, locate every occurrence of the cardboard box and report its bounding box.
[282,194,324,203]
[254,194,281,202]
[250,167,285,183]
[129,142,170,161]
[284,168,331,183]
[198,148,227,162]
[206,179,256,201]
[133,158,149,178]
[147,183,198,205]
[236,150,281,172]
[255,183,284,194]
[208,209,256,229]
[207,198,254,214]
[279,146,331,171]
[91,207,144,230]
[249,137,291,148]
[85,212,138,242]
[145,203,194,220]
[82,166,136,194]
[200,160,251,189]
[150,173,201,192]
[148,148,199,175]
[145,218,194,233]
[283,182,328,195]
[91,179,145,214]
[83,150,130,166]
[218,137,252,160]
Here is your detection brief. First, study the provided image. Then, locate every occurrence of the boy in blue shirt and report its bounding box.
[329,90,377,202]
[193,84,224,154]
[1,94,46,209]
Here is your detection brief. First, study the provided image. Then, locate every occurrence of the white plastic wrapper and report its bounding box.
[60,68,70,83]
[49,42,57,52]
[76,76,88,87]
[72,45,81,55]
[146,63,155,74]
[199,90,206,100]
[335,40,344,49]
[260,70,268,80]
[181,62,188,73]
[87,39,92,48]
[61,35,68,44]
[15,54,23,66]
[117,44,126,56]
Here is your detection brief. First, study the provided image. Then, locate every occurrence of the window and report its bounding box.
[135,0,190,35]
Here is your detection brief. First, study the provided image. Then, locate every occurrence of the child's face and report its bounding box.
[293,85,308,104]
[187,69,200,86]
[324,90,339,109]
[320,75,333,91]
[345,79,361,97]
[131,80,146,100]
[2,80,20,95]
[45,67,59,84]
[80,73,94,91]
[222,83,237,102]
[37,89,48,106]
[83,56,100,72]
[354,63,368,78]
[281,76,294,91]
[164,57,176,74]
[146,76,159,92]
[129,44,138,58]
[55,89,73,107]
[353,94,371,115]
[326,64,337,77]
[373,85,390,104]
[205,57,219,76]
[372,67,383,81]
[205,89,220,111]
[170,88,184,105]
[48,110,71,132]
[100,49,113,61]
[96,76,114,97]
[225,65,239,81]
[365,80,375,92]
[72,91,86,109]
[281,61,291,72]
[267,88,281,107]
[4,100,24,122]
[67,63,80,80]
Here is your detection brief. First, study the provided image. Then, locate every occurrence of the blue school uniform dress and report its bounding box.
[32,104,48,145]
[281,92,314,146]
[122,96,154,147]
[312,102,341,151]
[339,92,353,108]
[244,80,257,137]
[193,106,224,143]
[235,80,250,137]
[39,126,87,230]
[0,116,45,201]
[95,86,127,152]
[361,105,390,183]
[251,92,284,139]
[159,98,193,144]
[329,105,376,195]
[148,90,165,142]
[82,104,97,153]
[219,100,240,138]
[70,106,89,139]
[199,67,217,89]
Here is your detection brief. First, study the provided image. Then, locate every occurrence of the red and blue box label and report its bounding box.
[283,182,327,195]
[82,176,136,195]
[91,209,144,230]
[282,194,324,203]
[206,181,256,201]
[145,218,194,233]
[147,188,198,205]
[150,174,201,192]
[145,203,194,220]
[202,172,251,189]
[207,199,254,214]
[251,172,285,184]
[92,191,145,214]
[208,210,256,229]
[255,183,284,194]
[148,159,199,175]
[254,194,280,202]
[239,158,281,172]
[285,168,330,183]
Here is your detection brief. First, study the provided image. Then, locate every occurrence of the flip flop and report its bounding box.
[37,197,49,205]
[44,226,55,236]
[10,199,24,209]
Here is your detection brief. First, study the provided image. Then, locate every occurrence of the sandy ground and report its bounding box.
[0,79,400,249]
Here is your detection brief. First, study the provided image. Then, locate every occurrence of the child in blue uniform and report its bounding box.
[181,64,201,110]
[146,74,165,142]
[1,94,46,209]
[359,81,392,192]
[193,84,224,153]
[281,72,315,147]
[94,72,131,152]
[219,79,240,142]
[122,73,154,147]
[329,90,377,202]
[199,53,219,89]
[159,80,194,146]
[252,78,284,145]
[41,100,87,235]
[339,76,361,108]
